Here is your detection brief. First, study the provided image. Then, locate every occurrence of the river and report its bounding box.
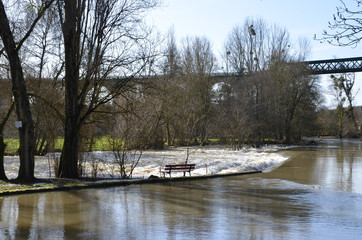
[1,139,362,239]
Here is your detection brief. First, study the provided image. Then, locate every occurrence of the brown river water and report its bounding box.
[0,139,362,239]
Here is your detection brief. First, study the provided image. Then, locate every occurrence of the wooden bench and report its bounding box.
[160,164,196,177]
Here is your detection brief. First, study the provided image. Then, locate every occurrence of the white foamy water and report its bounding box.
[4,145,289,179]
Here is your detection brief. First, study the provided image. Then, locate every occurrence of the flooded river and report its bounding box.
[1,139,362,239]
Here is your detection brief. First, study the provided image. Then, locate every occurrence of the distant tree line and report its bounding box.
[147,19,323,150]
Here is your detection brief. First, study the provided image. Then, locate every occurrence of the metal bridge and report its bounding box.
[306,57,362,74]
[108,57,362,89]
[210,57,362,78]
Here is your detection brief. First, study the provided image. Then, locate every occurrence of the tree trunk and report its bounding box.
[57,0,81,178]
[0,137,8,180]
[0,102,14,181]
[284,120,292,144]
[166,122,173,146]
[0,1,35,181]
[58,125,80,178]
[347,104,359,134]
[337,105,344,139]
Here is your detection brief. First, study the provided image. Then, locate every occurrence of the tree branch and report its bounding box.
[16,0,56,52]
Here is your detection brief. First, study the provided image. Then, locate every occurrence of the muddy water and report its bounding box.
[1,139,362,239]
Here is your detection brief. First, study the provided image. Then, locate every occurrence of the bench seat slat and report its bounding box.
[165,164,195,167]
[163,166,195,169]
[160,169,191,172]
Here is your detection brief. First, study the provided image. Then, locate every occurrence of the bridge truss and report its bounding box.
[306,57,362,75]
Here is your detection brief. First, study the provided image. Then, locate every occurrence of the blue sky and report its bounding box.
[148,0,361,60]
[148,0,362,106]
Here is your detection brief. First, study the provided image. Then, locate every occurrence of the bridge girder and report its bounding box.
[306,57,362,75]
[105,57,362,89]
[212,57,362,78]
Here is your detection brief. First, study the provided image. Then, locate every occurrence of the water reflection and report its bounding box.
[0,139,361,239]
[281,139,362,194]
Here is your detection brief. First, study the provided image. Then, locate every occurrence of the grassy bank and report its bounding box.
[0,170,262,196]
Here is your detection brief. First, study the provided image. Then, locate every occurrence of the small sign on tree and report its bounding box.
[15,121,22,128]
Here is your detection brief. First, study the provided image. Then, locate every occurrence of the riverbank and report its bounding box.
[0,144,288,196]
[0,170,261,196]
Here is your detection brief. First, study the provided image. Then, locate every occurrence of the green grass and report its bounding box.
[0,180,55,193]
[0,179,93,194]
[4,138,64,155]
[3,137,228,155]
[4,137,115,155]
[4,139,19,155]
[83,136,114,151]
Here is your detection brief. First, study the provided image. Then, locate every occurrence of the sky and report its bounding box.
[147,0,362,107]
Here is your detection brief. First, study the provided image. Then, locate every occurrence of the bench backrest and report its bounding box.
[164,164,196,170]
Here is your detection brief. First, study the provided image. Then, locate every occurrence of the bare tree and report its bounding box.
[330,75,346,138]
[57,0,160,178]
[22,4,63,156]
[0,0,55,181]
[179,36,215,146]
[212,79,253,150]
[157,29,181,146]
[316,107,338,137]
[108,88,165,178]
[0,101,14,180]
[223,18,321,145]
[224,18,268,74]
[321,0,362,47]
[330,73,359,136]
[319,0,362,136]
[223,18,290,145]
[270,61,320,143]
